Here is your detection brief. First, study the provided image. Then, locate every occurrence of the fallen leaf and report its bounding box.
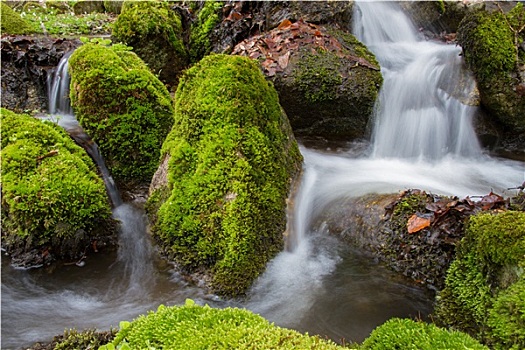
[278,19,292,30]
[278,51,290,69]
[407,214,431,233]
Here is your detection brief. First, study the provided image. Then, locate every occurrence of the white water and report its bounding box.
[2,2,524,348]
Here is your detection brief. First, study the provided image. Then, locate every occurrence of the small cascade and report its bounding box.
[353,1,481,160]
[46,52,122,208]
[47,51,74,116]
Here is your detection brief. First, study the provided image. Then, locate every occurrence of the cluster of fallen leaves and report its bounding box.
[232,19,378,77]
[380,189,514,288]
[387,189,509,235]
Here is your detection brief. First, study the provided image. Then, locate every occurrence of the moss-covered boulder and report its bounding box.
[435,210,525,349]
[1,2,39,34]
[361,318,488,349]
[68,42,174,187]
[147,54,302,297]
[0,108,116,267]
[233,20,382,140]
[457,4,525,148]
[101,300,343,350]
[111,0,188,88]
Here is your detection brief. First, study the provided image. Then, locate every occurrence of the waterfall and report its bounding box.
[353,1,481,160]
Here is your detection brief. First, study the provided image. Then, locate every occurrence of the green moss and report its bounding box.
[435,252,493,335]
[111,0,188,86]
[189,1,223,63]
[295,50,344,103]
[457,5,525,131]
[103,301,344,350]
[468,211,525,268]
[68,42,174,185]
[0,108,113,255]
[487,276,525,349]
[458,9,515,81]
[1,2,39,34]
[150,54,302,296]
[360,318,488,350]
[435,210,525,348]
[51,328,116,350]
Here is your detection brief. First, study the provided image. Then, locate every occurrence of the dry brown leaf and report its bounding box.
[278,51,290,69]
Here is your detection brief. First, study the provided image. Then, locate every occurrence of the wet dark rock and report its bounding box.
[1,35,81,113]
[233,20,382,140]
[318,189,515,291]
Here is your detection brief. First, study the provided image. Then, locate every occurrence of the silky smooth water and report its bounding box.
[2,2,524,349]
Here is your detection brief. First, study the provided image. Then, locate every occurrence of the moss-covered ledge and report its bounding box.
[147,54,302,297]
[0,108,116,267]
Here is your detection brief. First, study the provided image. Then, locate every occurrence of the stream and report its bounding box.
[2,2,524,349]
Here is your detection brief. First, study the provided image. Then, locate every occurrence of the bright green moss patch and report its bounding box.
[189,1,223,63]
[111,0,188,87]
[361,318,488,350]
[468,211,525,268]
[435,210,525,348]
[102,301,344,350]
[0,108,114,261]
[68,42,174,186]
[1,2,39,34]
[149,54,302,296]
[435,252,492,334]
[487,276,525,349]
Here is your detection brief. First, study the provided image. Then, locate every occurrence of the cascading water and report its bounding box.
[353,1,481,159]
[2,3,524,349]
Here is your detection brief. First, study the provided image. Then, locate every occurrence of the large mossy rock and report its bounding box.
[111,0,188,89]
[457,4,525,148]
[0,108,116,267]
[233,20,382,140]
[0,2,39,35]
[102,301,343,349]
[68,42,174,187]
[435,210,525,349]
[147,54,302,297]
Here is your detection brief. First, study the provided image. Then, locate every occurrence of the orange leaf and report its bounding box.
[278,19,292,30]
[407,214,431,234]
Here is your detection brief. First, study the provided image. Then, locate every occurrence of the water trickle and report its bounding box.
[47,51,74,116]
[45,52,122,208]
